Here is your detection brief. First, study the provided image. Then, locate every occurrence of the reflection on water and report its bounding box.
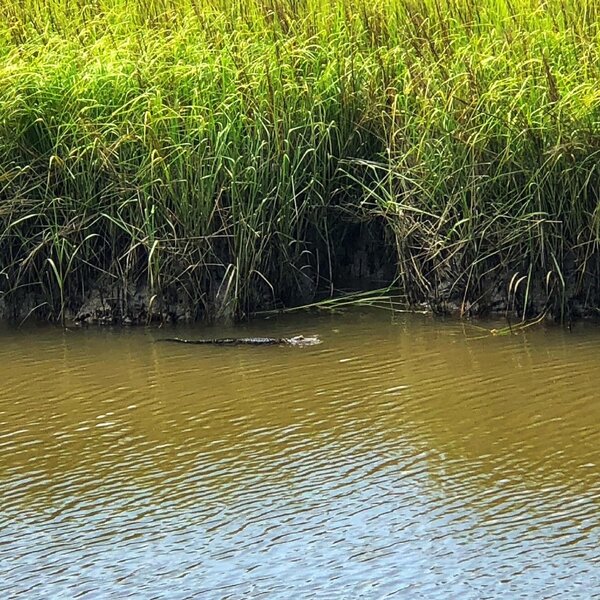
[0,312,599,597]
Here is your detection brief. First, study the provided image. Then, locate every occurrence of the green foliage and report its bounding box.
[0,0,598,320]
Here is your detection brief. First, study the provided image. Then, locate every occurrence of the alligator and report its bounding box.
[158,335,321,347]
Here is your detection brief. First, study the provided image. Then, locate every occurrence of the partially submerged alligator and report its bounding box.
[158,335,321,347]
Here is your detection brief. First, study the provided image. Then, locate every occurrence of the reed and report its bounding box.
[0,0,598,321]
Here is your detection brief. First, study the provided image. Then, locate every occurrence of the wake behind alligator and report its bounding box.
[158,335,321,347]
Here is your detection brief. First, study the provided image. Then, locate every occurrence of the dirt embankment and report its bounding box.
[1,223,595,326]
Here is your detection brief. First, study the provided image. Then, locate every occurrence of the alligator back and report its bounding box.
[158,335,321,346]
[158,337,282,345]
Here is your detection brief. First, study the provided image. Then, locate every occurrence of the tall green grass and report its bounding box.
[0,0,598,321]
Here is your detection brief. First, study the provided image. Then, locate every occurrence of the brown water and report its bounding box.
[1,311,599,598]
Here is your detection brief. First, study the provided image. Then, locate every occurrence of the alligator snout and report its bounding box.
[286,335,321,346]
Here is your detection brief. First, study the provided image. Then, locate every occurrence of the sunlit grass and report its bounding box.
[0,0,598,321]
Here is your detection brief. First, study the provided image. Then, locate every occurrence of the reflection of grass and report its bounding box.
[0,1,598,321]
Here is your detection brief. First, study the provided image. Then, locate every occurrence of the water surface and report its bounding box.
[1,312,599,598]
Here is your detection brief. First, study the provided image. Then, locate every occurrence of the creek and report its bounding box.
[1,311,599,597]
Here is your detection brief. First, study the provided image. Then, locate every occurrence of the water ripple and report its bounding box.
[0,314,599,597]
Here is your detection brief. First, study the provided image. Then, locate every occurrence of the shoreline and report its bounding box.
[1,1,598,325]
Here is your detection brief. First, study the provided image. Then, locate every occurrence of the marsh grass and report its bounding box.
[0,0,598,321]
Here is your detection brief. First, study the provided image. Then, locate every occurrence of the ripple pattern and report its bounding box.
[0,315,599,598]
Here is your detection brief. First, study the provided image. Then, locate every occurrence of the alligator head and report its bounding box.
[286,335,321,346]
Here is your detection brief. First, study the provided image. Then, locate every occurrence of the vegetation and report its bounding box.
[0,0,598,322]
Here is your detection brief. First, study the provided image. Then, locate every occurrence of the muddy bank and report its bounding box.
[0,228,596,326]
[0,281,593,326]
